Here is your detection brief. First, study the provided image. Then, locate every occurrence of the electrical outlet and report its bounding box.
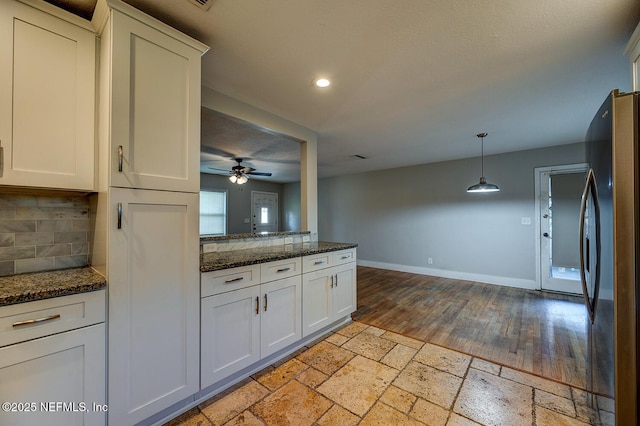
[284,237,293,244]
[302,235,310,242]
[521,217,532,225]
[428,258,433,265]
[243,218,250,224]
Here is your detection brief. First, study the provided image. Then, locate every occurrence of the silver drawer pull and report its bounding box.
[341,255,350,260]
[276,267,291,273]
[117,202,122,229]
[314,261,324,265]
[12,314,61,328]
[224,277,244,284]
[118,145,123,172]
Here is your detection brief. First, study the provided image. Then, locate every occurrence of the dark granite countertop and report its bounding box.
[201,241,358,272]
[0,267,106,306]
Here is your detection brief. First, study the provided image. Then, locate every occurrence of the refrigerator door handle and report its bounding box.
[579,168,601,324]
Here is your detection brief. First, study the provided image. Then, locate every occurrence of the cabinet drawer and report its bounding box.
[302,253,332,273]
[261,258,301,283]
[201,265,261,297]
[0,290,105,348]
[332,248,357,266]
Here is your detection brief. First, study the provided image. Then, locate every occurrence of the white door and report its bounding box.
[333,264,357,319]
[0,324,105,426]
[261,276,302,357]
[201,286,261,388]
[0,0,95,191]
[109,9,202,193]
[108,188,200,426]
[302,270,333,337]
[537,165,588,293]
[251,191,279,234]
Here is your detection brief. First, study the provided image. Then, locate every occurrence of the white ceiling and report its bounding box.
[49,0,640,181]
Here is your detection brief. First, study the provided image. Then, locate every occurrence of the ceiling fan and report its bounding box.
[208,158,272,185]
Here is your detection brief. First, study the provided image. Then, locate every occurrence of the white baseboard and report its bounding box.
[357,260,538,291]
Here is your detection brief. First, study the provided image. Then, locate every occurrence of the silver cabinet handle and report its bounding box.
[255,296,259,315]
[335,274,338,287]
[13,314,61,328]
[276,267,290,273]
[118,145,123,172]
[264,294,268,311]
[330,275,334,288]
[314,261,324,265]
[0,145,4,177]
[341,255,350,260]
[224,277,244,284]
[117,202,122,229]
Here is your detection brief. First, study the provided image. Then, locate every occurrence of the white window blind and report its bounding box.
[200,190,226,236]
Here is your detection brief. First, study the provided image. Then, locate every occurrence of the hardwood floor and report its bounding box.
[352,266,588,389]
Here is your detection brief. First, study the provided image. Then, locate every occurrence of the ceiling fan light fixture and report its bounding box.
[467,132,500,193]
[237,175,248,184]
[229,175,237,183]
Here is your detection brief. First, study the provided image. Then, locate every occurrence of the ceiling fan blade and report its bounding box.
[247,171,272,176]
[207,167,232,173]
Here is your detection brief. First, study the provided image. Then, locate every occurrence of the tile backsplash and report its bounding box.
[0,193,89,276]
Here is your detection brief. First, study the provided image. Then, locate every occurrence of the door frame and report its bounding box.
[251,191,279,234]
[534,163,589,291]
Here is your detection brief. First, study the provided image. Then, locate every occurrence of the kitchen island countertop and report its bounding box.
[201,241,357,272]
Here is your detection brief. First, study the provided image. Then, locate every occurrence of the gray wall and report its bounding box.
[550,172,585,269]
[282,182,302,232]
[317,143,585,287]
[201,173,285,234]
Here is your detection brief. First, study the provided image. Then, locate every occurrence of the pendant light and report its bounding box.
[467,132,500,193]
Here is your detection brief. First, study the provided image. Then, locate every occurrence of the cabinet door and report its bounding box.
[109,10,201,193]
[0,1,95,190]
[302,270,332,337]
[261,276,302,357]
[0,324,105,426]
[201,286,261,388]
[108,188,199,426]
[333,263,357,319]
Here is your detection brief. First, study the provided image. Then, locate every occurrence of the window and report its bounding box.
[200,190,226,236]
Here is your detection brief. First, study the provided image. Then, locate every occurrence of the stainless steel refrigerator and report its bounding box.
[581,89,639,424]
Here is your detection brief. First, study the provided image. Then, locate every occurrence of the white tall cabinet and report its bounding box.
[90,1,208,424]
[0,0,95,191]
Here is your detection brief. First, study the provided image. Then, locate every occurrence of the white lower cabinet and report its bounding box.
[201,285,261,387]
[260,276,302,357]
[302,251,357,337]
[0,291,106,426]
[201,265,302,389]
[201,249,355,389]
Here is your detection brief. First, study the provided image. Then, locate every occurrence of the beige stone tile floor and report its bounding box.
[165,321,613,426]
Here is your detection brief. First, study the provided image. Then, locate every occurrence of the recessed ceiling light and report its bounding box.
[314,78,331,88]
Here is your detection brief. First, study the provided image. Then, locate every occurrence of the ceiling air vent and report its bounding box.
[351,154,368,160]
[186,0,213,11]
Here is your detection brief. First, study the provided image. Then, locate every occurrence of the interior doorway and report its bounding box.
[535,164,588,294]
[251,191,278,234]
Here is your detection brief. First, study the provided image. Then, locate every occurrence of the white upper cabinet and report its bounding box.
[93,0,209,193]
[0,0,96,191]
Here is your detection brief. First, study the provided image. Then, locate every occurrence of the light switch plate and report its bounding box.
[521,217,532,225]
[284,237,293,244]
